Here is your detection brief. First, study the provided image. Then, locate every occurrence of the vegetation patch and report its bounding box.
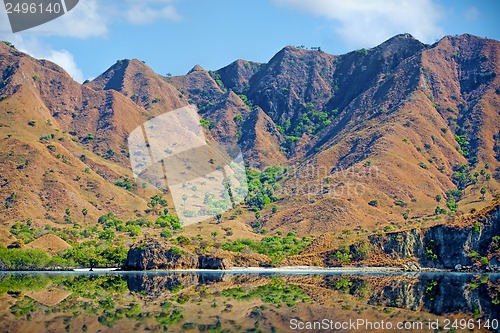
[222,277,311,307]
[222,232,312,264]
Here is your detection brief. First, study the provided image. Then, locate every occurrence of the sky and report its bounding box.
[0,0,499,83]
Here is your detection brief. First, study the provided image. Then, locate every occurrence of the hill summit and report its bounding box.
[0,34,499,237]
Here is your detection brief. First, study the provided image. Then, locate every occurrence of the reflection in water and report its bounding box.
[0,272,498,332]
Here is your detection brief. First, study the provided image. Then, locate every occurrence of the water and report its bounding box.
[0,271,498,332]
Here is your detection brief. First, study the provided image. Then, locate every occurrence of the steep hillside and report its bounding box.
[0,34,498,243]
[0,42,154,227]
[251,34,500,235]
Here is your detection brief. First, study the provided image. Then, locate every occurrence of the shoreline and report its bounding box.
[2,266,495,274]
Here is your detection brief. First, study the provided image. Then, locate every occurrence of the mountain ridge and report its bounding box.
[0,33,498,239]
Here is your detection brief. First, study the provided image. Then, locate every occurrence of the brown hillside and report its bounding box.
[0,228,16,246]
[26,288,72,307]
[24,234,71,253]
[0,34,498,240]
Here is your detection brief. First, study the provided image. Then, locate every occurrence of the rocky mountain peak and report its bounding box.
[188,64,206,74]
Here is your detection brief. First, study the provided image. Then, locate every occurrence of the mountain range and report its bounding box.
[0,33,499,240]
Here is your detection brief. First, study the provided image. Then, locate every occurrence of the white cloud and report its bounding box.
[0,0,107,38]
[0,35,85,82]
[0,0,184,83]
[44,49,85,82]
[38,0,108,38]
[272,0,444,47]
[124,0,182,25]
[0,0,183,37]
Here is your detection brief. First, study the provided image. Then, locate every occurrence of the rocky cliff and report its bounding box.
[123,239,232,270]
[368,202,500,269]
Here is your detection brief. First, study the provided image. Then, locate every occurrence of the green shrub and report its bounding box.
[176,235,190,246]
[480,257,490,266]
[10,222,34,243]
[63,241,127,268]
[384,225,395,232]
[234,114,243,123]
[446,201,458,211]
[160,230,172,239]
[114,178,134,190]
[98,212,124,230]
[39,134,55,142]
[222,277,311,307]
[155,309,183,326]
[445,189,462,209]
[245,166,285,210]
[155,215,182,230]
[0,247,54,270]
[332,250,352,264]
[127,225,142,237]
[394,200,406,207]
[148,194,167,208]
[425,240,438,260]
[199,118,212,129]
[332,277,353,292]
[469,250,480,259]
[435,206,446,215]
[169,246,184,256]
[356,48,368,56]
[418,162,428,169]
[222,234,312,258]
[351,241,370,260]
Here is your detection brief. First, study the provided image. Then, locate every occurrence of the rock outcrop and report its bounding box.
[198,255,232,270]
[123,239,197,270]
[123,239,233,270]
[367,203,500,269]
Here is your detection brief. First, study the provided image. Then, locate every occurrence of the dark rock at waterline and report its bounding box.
[198,255,232,270]
[122,239,233,270]
[123,239,197,270]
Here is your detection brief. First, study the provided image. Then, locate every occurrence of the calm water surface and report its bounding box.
[0,271,498,332]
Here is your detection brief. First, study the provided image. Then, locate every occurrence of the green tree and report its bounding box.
[480,188,487,201]
[82,208,88,224]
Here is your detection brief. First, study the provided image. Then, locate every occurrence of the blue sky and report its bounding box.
[1,0,499,82]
